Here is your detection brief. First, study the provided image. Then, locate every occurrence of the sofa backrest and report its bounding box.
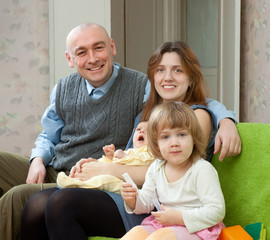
[212,122,270,239]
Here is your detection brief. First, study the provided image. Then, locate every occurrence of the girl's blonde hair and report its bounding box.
[147,102,207,162]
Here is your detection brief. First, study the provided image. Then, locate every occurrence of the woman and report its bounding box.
[20,41,234,239]
[127,41,215,159]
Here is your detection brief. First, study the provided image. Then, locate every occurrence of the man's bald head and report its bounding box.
[66,23,110,54]
[64,22,117,87]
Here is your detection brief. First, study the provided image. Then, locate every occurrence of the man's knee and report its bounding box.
[0,151,30,196]
[0,184,40,240]
[1,184,41,210]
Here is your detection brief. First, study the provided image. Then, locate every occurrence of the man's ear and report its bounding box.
[65,51,74,68]
[110,39,117,57]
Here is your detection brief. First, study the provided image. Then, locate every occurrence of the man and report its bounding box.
[0,23,241,240]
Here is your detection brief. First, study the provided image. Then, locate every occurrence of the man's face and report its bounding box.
[66,25,117,87]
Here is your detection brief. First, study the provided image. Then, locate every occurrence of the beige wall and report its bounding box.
[0,0,49,156]
[0,0,269,156]
[240,0,270,123]
[49,0,111,88]
[0,0,111,156]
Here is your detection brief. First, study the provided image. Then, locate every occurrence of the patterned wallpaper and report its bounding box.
[240,0,270,123]
[0,0,49,156]
[0,0,269,157]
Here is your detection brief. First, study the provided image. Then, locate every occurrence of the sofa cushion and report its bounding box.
[212,123,270,239]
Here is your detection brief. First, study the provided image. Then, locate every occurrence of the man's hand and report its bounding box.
[214,118,242,161]
[26,157,46,184]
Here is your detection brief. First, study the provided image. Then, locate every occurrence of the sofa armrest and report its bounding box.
[212,123,270,239]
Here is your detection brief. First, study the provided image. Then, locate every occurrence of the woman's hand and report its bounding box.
[214,118,242,161]
[71,160,119,181]
[69,157,96,178]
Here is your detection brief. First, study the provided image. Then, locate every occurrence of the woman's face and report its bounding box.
[154,52,190,102]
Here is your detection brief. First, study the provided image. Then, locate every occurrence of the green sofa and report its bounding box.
[212,122,269,239]
[89,122,270,240]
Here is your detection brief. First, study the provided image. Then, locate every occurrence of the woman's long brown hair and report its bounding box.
[142,41,209,121]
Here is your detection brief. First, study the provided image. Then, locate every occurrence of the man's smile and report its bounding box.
[87,64,104,71]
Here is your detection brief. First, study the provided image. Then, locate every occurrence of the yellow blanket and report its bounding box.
[57,146,154,193]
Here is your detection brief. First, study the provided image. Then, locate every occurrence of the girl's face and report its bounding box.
[154,52,191,102]
[158,127,194,167]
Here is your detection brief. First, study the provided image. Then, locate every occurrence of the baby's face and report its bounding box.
[133,122,148,149]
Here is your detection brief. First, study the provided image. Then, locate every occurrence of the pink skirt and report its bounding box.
[141,215,225,240]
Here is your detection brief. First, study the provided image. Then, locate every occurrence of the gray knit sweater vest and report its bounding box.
[54,65,147,171]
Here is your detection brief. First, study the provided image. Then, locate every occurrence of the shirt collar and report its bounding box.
[85,63,120,95]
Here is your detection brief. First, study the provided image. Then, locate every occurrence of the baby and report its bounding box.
[57,121,154,193]
[102,121,151,165]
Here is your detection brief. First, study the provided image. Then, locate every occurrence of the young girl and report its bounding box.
[121,102,225,240]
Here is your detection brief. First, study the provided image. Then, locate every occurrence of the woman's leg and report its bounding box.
[19,187,59,240]
[45,188,126,240]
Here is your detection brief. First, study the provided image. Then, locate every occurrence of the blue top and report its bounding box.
[126,102,227,161]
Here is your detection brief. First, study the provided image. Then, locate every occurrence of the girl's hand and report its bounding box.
[151,205,184,226]
[121,182,138,210]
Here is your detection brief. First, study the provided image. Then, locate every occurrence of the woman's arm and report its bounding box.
[193,108,213,144]
[206,98,241,160]
[73,161,149,187]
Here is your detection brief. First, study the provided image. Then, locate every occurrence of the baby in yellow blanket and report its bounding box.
[57,122,154,193]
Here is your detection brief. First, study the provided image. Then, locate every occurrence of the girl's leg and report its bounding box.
[146,227,201,240]
[19,187,59,240]
[120,226,150,240]
[146,228,177,240]
[45,188,126,240]
[120,224,163,240]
